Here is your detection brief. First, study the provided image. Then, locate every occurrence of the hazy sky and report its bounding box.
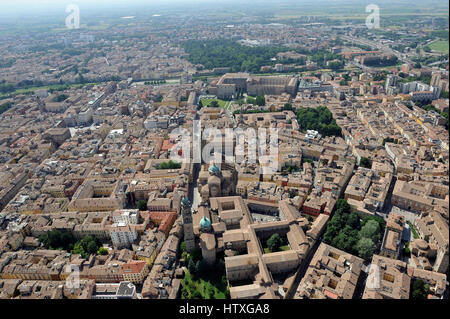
[0,0,447,18]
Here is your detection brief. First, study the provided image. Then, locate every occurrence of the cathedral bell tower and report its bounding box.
[181,196,195,252]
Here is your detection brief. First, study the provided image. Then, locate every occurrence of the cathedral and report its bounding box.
[197,163,236,202]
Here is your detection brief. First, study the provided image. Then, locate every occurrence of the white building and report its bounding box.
[109,223,138,248]
[112,209,139,225]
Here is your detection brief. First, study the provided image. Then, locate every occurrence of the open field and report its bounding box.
[428,40,449,54]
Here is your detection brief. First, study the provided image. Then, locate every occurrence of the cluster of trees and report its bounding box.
[327,60,345,70]
[246,95,266,106]
[39,230,105,259]
[363,55,398,67]
[0,82,15,94]
[281,103,294,111]
[55,64,80,78]
[404,242,411,257]
[38,229,76,251]
[309,50,343,68]
[441,110,449,130]
[0,58,16,68]
[71,236,103,259]
[266,233,286,253]
[323,200,385,260]
[235,88,245,100]
[359,157,372,169]
[0,101,13,114]
[430,30,449,40]
[180,242,229,299]
[54,94,69,102]
[411,279,430,299]
[420,103,440,113]
[209,100,219,107]
[137,200,148,211]
[282,164,301,174]
[181,39,288,73]
[144,80,166,85]
[415,102,449,129]
[412,54,448,67]
[157,160,181,170]
[373,71,388,82]
[296,106,342,137]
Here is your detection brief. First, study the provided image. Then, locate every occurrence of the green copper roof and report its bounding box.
[199,216,212,228]
[181,197,190,206]
[208,164,220,174]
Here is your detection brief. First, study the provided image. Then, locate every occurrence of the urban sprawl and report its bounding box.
[0,2,448,300]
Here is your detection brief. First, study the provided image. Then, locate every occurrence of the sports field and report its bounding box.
[428,40,449,54]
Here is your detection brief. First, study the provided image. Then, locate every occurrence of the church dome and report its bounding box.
[181,197,190,206]
[199,216,212,229]
[208,164,220,174]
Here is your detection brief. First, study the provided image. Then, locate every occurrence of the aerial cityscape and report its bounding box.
[0,0,448,302]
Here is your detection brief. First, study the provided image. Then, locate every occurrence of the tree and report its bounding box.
[360,220,381,243]
[333,225,359,253]
[188,258,196,275]
[209,100,219,107]
[296,106,342,137]
[411,279,428,299]
[55,94,69,102]
[180,241,186,253]
[191,290,202,299]
[71,242,85,257]
[137,200,148,211]
[347,212,360,229]
[267,233,283,252]
[158,160,181,170]
[256,95,266,106]
[87,241,98,255]
[197,259,210,276]
[336,199,351,213]
[404,243,411,257]
[246,96,257,105]
[97,247,108,255]
[195,260,202,277]
[361,216,385,233]
[360,157,372,169]
[38,229,76,251]
[355,237,375,260]
[282,103,293,111]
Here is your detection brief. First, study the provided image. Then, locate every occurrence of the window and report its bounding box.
[383,273,395,283]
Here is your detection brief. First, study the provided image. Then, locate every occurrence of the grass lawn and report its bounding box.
[181,269,228,299]
[428,40,449,54]
[407,221,420,239]
[200,98,228,108]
